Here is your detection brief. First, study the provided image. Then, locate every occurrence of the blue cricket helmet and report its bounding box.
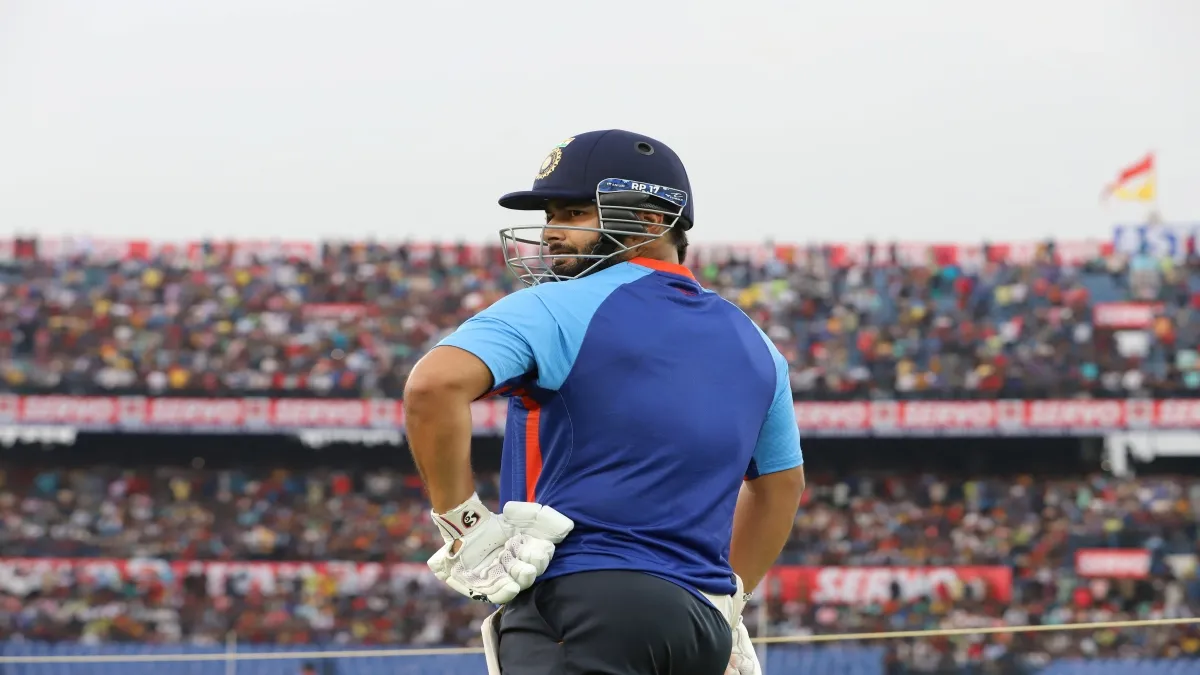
[498,130,693,286]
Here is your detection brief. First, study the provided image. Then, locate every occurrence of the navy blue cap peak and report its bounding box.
[499,129,694,226]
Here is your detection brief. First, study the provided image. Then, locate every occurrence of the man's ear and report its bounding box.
[617,222,666,252]
[639,211,666,226]
[614,211,668,248]
[635,211,666,236]
[642,221,669,237]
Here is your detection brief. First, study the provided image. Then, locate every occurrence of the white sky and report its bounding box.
[0,0,1196,244]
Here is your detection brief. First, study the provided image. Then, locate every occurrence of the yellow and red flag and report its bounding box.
[1102,153,1156,202]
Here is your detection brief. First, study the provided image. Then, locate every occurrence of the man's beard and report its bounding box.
[547,236,622,280]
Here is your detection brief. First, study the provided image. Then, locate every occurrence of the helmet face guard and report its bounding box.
[499,178,689,287]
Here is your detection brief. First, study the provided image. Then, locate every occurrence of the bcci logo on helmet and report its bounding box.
[535,137,575,181]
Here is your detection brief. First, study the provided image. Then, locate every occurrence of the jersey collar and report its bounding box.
[629,257,696,281]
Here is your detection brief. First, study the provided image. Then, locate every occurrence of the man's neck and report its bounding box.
[624,243,679,266]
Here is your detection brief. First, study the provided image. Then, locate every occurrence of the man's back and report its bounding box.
[441,257,797,597]
[411,129,799,675]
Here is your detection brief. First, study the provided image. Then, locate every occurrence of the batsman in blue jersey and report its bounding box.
[404,130,806,675]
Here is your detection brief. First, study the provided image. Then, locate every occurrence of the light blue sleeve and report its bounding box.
[746,344,803,479]
[435,288,571,393]
[435,264,654,393]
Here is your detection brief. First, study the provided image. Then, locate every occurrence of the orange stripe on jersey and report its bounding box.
[630,256,696,281]
[520,395,543,502]
[484,383,517,399]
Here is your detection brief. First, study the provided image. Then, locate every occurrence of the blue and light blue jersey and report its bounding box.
[437,257,803,597]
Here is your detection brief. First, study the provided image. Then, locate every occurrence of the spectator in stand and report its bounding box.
[2,240,1199,400]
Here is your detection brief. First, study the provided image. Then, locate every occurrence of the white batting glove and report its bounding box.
[493,501,575,586]
[726,617,761,675]
[427,493,573,604]
[726,576,762,675]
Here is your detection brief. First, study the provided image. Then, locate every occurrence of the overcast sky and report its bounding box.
[0,0,1196,244]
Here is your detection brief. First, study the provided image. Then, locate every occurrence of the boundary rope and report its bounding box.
[0,617,1195,663]
[754,617,1200,644]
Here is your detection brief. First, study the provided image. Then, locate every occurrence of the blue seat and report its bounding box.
[763,645,885,675]
[1039,659,1200,675]
[1080,274,1127,303]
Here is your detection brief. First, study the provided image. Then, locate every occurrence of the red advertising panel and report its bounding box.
[769,566,1013,605]
[3,396,1200,436]
[0,559,1015,605]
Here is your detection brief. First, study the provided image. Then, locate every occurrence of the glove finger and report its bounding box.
[450,569,514,604]
[504,558,539,588]
[512,537,555,576]
[494,545,539,587]
[429,544,450,565]
[499,501,540,527]
[462,559,505,585]
[454,563,499,599]
[502,503,574,543]
[487,579,522,605]
[444,575,476,600]
[527,508,574,543]
[427,547,452,581]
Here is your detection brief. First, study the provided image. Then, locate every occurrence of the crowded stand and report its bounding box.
[0,464,1197,671]
[2,237,1199,401]
[3,235,1200,674]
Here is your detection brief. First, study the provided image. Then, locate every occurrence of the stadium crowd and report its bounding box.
[0,465,1198,671]
[3,237,1200,672]
[2,240,1200,401]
